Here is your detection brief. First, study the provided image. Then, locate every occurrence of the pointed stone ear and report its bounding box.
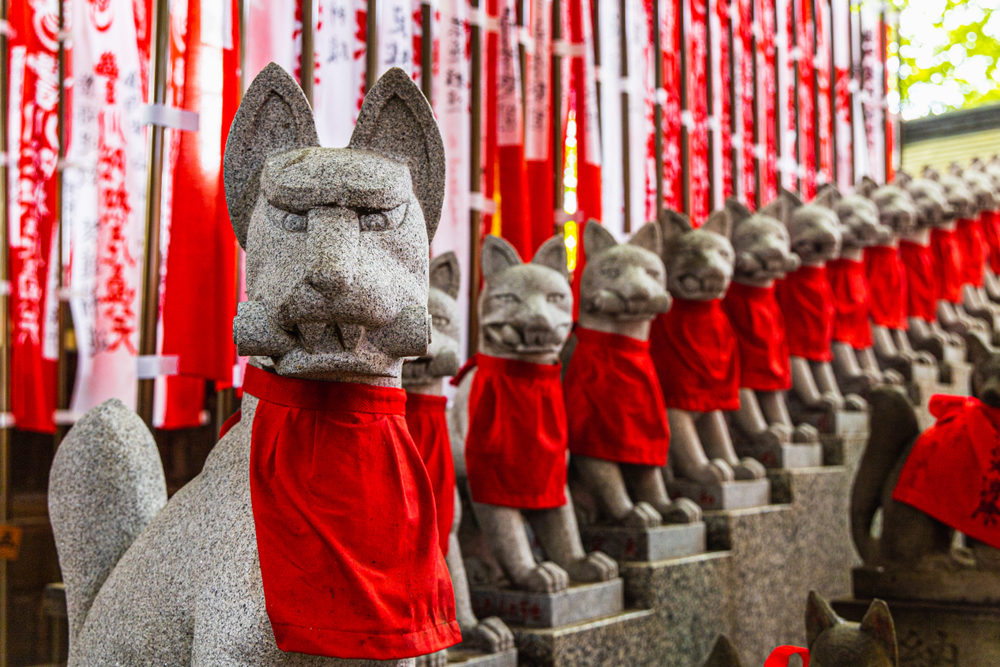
[629,221,662,256]
[702,208,733,239]
[725,198,752,226]
[860,599,898,666]
[858,176,880,199]
[949,162,964,177]
[759,196,788,225]
[813,183,842,209]
[780,187,804,210]
[481,235,523,281]
[224,63,320,248]
[894,170,913,187]
[922,165,940,181]
[702,635,743,667]
[965,331,994,369]
[349,67,446,243]
[584,220,618,257]
[429,251,461,300]
[532,235,570,280]
[806,591,841,648]
[659,209,693,245]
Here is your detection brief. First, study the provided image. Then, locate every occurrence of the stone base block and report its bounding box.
[446,648,518,667]
[580,522,706,562]
[667,478,770,511]
[852,566,1000,605]
[943,342,965,365]
[470,579,624,628]
[513,609,658,667]
[747,441,824,469]
[939,360,972,395]
[795,408,869,436]
[833,598,1000,667]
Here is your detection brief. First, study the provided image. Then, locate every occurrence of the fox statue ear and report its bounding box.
[857,176,880,199]
[806,591,841,648]
[725,198,753,226]
[813,183,842,209]
[584,220,619,257]
[481,235,523,281]
[224,63,320,248]
[759,196,789,225]
[532,235,570,280]
[894,170,913,188]
[429,252,461,300]
[629,221,662,256]
[349,68,446,243]
[703,208,733,239]
[702,636,743,667]
[659,209,693,245]
[860,599,898,666]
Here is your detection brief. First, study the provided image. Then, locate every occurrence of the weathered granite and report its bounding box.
[737,441,823,470]
[444,649,518,667]
[469,580,624,628]
[794,408,869,438]
[512,609,659,667]
[667,478,771,511]
[579,523,706,562]
[853,566,1000,605]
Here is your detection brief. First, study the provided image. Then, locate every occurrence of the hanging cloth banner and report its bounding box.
[815,0,834,186]
[755,0,778,203]
[135,0,153,98]
[733,0,756,208]
[64,0,148,418]
[831,0,852,191]
[684,0,710,224]
[312,0,369,147]
[245,0,299,83]
[775,0,796,192]
[859,1,884,182]
[795,0,816,198]
[7,0,63,433]
[633,0,655,224]
[567,0,602,223]
[525,0,556,248]
[709,0,733,205]
[377,0,415,78]
[659,0,683,211]
[597,0,623,234]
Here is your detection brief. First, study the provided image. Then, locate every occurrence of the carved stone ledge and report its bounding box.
[579,522,706,562]
[666,478,770,511]
[470,579,624,629]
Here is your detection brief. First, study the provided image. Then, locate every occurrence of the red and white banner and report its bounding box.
[64,0,148,418]
[775,0,796,192]
[246,0,299,83]
[832,0,852,191]
[733,0,755,207]
[859,3,884,182]
[377,0,415,78]
[313,0,368,146]
[710,0,733,205]
[7,0,63,432]
[660,0,683,211]
[623,0,654,229]
[598,0,623,232]
[684,0,710,224]
[566,0,602,223]
[815,0,834,186]
[755,0,778,203]
[525,0,556,248]
[795,0,816,198]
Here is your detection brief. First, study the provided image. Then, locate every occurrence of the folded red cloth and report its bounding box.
[892,394,1000,550]
[956,217,987,288]
[564,327,670,466]
[464,354,568,509]
[899,240,938,323]
[243,365,460,659]
[649,298,741,412]
[405,392,456,556]
[865,245,907,330]
[827,257,873,349]
[722,282,792,391]
[776,265,835,362]
[981,209,1000,274]
[931,226,964,304]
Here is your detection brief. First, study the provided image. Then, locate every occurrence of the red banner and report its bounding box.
[796,0,816,198]
[686,0,710,223]
[715,0,734,200]
[815,0,834,186]
[736,0,755,208]
[525,0,555,252]
[660,0,683,211]
[756,0,778,203]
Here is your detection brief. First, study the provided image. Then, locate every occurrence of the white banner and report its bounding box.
[496,0,523,147]
[859,1,884,182]
[314,0,368,147]
[625,0,651,233]
[524,0,552,161]
[377,0,415,78]
[598,0,624,236]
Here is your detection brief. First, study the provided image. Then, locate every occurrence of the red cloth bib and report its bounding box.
[244,366,460,659]
[892,395,1000,550]
[826,257,873,349]
[864,246,907,330]
[722,282,792,391]
[981,210,1000,274]
[931,227,964,304]
[464,354,568,509]
[957,216,987,288]
[649,298,741,412]
[564,327,670,466]
[765,647,810,667]
[899,240,938,323]
[405,392,456,556]
[775,265,835,362]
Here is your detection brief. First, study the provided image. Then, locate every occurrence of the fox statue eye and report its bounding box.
[280,212,308,233]
[493,293,520,304]
[431,315,450,328]
[359,203,408,232]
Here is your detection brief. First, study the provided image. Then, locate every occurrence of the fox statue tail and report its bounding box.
[850,387,919,564]
[48,399,167,648]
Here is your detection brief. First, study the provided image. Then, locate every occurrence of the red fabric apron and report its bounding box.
[827,257,873,349]
[956,217,987,288]
[722,282,792,391]
[776,265,835,362]
[564,328,670,466]
[765,647,810,667]
[649,298,741,412]
[864,245,907,330]
[464,354,568,509]
[405,392,456,556]
[893,395,1000,550]
[981,209,1000,274]
[931,227,964,304]
[899,240,938,323]
[244,366,460,659]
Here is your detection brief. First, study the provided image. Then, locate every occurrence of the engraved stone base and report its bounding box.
[852,566,1000,605]
[739,441,824,469]
[512,609,657,667]
[580,522,706,562]
[833,598,1000,667]
[470,579,624,628]
[666,478,770,511]
[446,648,519,667]
[794,408,869,436]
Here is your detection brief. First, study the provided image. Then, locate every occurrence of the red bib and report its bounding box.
[931,227,964,304]
[405,392,456,556]
[649,298,741,412]
[981,210,1000,274]
[244,366,460,659]
[827,257,873,349]
[899,240,938,323]
[864,245,907,330]
[722,282,792,391]
[957,216,987,287]
[893,395,1000,550]
[776,265,835,362]
[464,354,568,509]
[564,327,670,466]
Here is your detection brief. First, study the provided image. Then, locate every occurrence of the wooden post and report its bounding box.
[679,0,690,215]
[55,0,69,444]
[790,0,800,193]
[301,0,315,105]
[618,0,630,231]
[469,0,483,352]
[367,0,379,91]
[136,0,172,427]
[705,0,714,208]
[0,0,11,660]
[421,1,434,101]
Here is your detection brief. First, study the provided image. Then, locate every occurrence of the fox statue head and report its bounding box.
[402,252,462,387]
[856,176,917,237]
[815,184,892,250]
[727,198,800,286]
[224,64,445,384]
[769,189,842,266]
[807,592,897,667]
[658,208,736,301]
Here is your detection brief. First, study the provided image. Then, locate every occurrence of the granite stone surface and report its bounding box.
[579,523,706,562]
[853,567,1000,605]
[512,610,660,667]
[667,478,771,511]
[469,580,624,628]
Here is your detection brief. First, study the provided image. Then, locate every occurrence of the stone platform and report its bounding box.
[580,523,706,562]
[470,579,624,628]
[852,566,1000,605]
[745,442,824,470]
[666,478,770,511]
[448,648,519,667]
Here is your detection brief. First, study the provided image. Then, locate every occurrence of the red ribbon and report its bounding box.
[764,646,810,667]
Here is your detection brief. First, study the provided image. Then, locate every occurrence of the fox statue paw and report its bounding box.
[461,617,515,653]
[516,562,570,593]
[566,552,619,583]
[618,502,662,528]
[655,497,703,524]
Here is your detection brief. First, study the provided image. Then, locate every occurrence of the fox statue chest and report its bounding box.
[776,265,835,362]
[826,257,873,350]
[722,282,792,392]
[864,246,907,331]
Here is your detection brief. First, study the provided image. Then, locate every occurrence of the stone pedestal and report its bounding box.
[580,523,706,562]
[512,609,658,667]
[939,360,972,395]
[852,566,1000,605]
[470,579,624,628]
[741,441,824,470]
[833,598,1000,667]
[943,342,965,365]
[447,648,519,667]
[666,478,770,511]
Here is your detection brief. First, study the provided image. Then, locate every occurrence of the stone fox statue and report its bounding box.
[450,234,618,593]
[852,332,1000,571]
[49,65,460,666]
[401,253,514,658]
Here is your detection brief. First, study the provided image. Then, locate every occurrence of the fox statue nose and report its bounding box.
[304,207,360,297]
